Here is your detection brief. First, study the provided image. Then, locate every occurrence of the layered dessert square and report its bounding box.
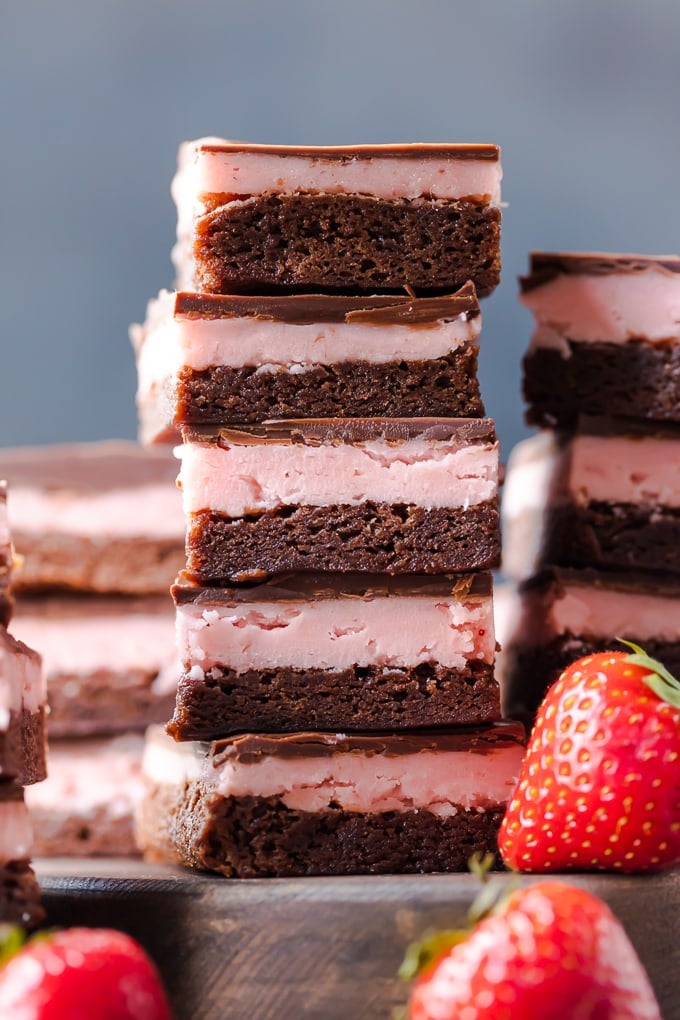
[521,252,680,427]
[502,420,680,579]
[132,284,485,443]
[0,627,46,785]
[0,441,185,595]
[12,595,177,738]
[180,418,500,583]
[0,783,43,929]
[172,140,502,296]
[169,572,498,741]
[26,734,145,857]
[0,482,13,626]
[137,723,525,878]
[498,567,680,720]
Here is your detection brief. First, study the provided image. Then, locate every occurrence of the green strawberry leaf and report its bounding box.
[0,924,26,968]
[399,928,469,981]
[619,639,680,709]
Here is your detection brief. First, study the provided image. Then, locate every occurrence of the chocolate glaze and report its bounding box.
[198,141,500,162]
[210,722,525,766]
[174,282,480,326]
[182,417,497,447]
[575,415,680,441]
[519,565,680,601]
[172,570,493,605]
[0,441,178,493]
[520,251,680,292]
[0,781,24,805]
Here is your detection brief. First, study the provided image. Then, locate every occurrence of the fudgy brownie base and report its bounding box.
[168,660,500,741]
[186,500,501,583]
[538,502,680,576]
[0,708,46,785]
[523,340,680,427]
[139,782,505,878]
[31,804,139,858]
[0,860,44,930]
[502,634,680,722]
[47,673,176,739]
[176,347,484,425]
[194,194,501,296]
[12,533,185,596]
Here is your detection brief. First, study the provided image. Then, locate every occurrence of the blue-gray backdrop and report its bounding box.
[3,0,679,460]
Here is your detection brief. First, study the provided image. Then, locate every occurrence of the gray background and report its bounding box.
[3,0,679,460]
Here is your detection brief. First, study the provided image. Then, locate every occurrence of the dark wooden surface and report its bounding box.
[35,860,679,1020]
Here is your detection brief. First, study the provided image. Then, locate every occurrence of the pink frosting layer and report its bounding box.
[173,138,502,210]
[178,592,495,675]
[142,727,522,817]
[12,604,179,697]
[0,800,33,862]
[26,734,145,818]
[179,436,498,516]
[523,270,680,351]
[0,631,44,726]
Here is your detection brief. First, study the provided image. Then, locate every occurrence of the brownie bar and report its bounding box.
[503,634,680,723]
[523,341,680,427]
[169,660,500,741]
[0,707,47,785]
[175,347,484,427]
[195,194,501,296]
[539,502,680,576]
[0,860,44,930]
[186,500,500,583]
[0,483,12,626]
[140,784,506,878]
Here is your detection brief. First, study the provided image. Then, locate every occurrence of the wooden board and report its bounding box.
[36,859,679,1020]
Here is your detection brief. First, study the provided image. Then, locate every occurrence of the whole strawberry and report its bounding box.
[0,926,173,1020]
[404,881,661,1020]
[499,643,680,873]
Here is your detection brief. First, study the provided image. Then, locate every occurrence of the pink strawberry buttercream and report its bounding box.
[0,799,33,862]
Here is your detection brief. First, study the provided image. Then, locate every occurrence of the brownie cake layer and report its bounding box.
[180,418,500,582]
[138,724,525,877]
[173,141,502,296]
[502,424,680,579]
[0,628,46,784]
[499,568,680,720]
[133,287,485,442]
[187,502,500,583]
[12,595,178,738]
[26,734,145,857]
[520,252,680,427]
[0,708,47,786]
[0,441,184,595]
[170,572,498,739]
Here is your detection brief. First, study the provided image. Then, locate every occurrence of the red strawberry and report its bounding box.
[0,926,173,1020]
[404,881,661,1020]
[499,644,680,873]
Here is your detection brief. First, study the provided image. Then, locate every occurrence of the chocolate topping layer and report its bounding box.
[174,282,480,326]
[519,565,680,600]
[210,722,525,766]
[197,141,500,162]
[0,781,24,805]
[520,251,680,292]
[182,417,497,447]
[0,441,178,493]
[172,570,493,605]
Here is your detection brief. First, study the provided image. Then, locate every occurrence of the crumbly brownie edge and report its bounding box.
[502,635,680,722]
[186,500,501,583]
[174,348,484,425]
[0,860,45,930]
[138,782,505,878]
[168,661,500,741]
[541,502,680,576]
[194,194,501,296]
[523,341,680,427]
[11,534,185,596]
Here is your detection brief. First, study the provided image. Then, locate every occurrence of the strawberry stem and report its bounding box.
[0,924,26,968]
[619,640,680,709]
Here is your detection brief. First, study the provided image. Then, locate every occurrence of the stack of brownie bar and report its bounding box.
[500,252,680,720]
[0,441,185,856]
[133,140,525,877]
[0,483,47,928]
